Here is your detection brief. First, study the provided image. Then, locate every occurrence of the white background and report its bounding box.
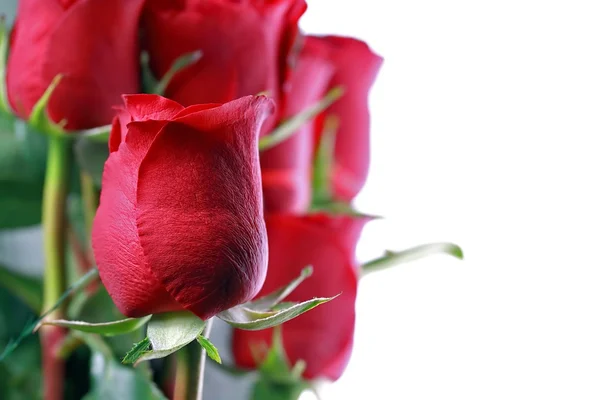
[300,1,600,399]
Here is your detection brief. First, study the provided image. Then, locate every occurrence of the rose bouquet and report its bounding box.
[0,1,462,399]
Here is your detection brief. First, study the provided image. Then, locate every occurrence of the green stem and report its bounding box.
[80,171,98,237]
[173,344,201,400]
[196,318,214,400]
[41,135,71,400]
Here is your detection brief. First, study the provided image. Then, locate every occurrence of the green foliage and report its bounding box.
[196,335,221,364]
[84,352,166,400]
[43,315,151,337]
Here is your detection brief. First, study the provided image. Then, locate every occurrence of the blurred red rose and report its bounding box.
[232,213,370,380]
[260,37,334,213]
[7,0,144,130]
[143,0,306,128]
[92,94,273,319]
[311,36,383,202]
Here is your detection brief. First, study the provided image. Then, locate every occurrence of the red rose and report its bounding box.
[232,213,369,380]
[311,36,383,202]
[143,0,306,121]
[7,0,144,130]
[92,94,273,319]
[261,37,334,213]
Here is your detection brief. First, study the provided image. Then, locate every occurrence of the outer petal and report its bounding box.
[92,120,180,317]
[260,37,334,213]
[135,96,273,319]
[7,0,144,130]
[232,214,368,380]
[143,0,305,130]
[123,94,185,121]
[312,36,383,202]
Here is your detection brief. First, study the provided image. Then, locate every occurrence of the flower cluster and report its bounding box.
[6,0,382,389]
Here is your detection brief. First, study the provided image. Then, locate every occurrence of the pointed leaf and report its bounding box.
[249,266,313,311]
[218,296,337,331]
[122,337,151,365]
[42,315,151,337]
[133,311,205,364]
[361,242,464,276]
[154,50,203,95]
[259,86,344,151]
[197,335,221,364]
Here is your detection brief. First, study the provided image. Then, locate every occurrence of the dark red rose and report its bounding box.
[7,0,144,130]
[311,36,383,202]
[232,213,369,381]
[260,37,334,213]
[92,94,273,319]
[143,0,306,124]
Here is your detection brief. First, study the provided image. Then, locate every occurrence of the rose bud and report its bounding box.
[7,0,145,130]
[92,94,273,319]
[312,36,383,202]
[232,213,370,381]
[261,37,334,213]
[143,0,306,119]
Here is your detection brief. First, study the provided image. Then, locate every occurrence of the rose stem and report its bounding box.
[41,135,71,400]
[196,318,214,400]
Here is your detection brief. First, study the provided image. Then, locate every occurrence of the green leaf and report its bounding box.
[122,337,151,365]
[154,50,202,96]
[79,125,111,143]
[361,242,464,277]
[218,296,336,331]
[28,75,68,137]
[197,335,221,364]
[74,136,109,187]
[85,352,167,400]
[0,264,42,312]
[259,86,344,151]
[43,315,151,337]
[249,266,313,311]
[128,311,206,365]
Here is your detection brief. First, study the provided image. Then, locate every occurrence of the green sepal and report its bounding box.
[123,311,206,365]
[42,315,151,337]
[218,295,336,331]
[361,242,464,277]
[154,50,202,96]
[259,86,344,152]
[0,264,42,312]
[28,74,69,138]
[248,266,312,311]
[122,337,151,365]
[250,328,311,400]
[311,115,338,206]
[79,124,111,142]
[197,335,221,364]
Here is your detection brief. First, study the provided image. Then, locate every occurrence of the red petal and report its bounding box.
[122,94,184,121]
[135,97,272,319]
[92,120,180,317]
[233,214,366,380]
